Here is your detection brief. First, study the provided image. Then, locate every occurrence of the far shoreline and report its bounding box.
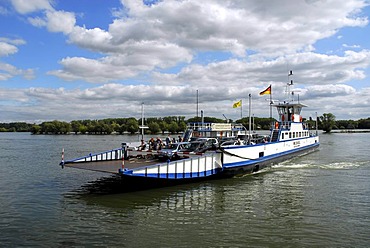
[331,129,370,133]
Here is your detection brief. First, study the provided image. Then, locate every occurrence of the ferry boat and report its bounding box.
[60,84,319,191]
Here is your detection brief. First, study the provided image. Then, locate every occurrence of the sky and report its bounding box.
[1,0,370,123]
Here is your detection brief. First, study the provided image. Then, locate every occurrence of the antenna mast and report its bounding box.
[287,70,294,102]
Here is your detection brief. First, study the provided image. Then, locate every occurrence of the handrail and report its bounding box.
[61,147,123,164]
[122,152,222,179]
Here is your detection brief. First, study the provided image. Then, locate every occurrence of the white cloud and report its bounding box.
[1,80,368,123]
[45,10,76,34]
[16,0,368,83]
[11,0,53,14]
[0,38,26,57]
[152,50,370,89]
[68,26,113,52]
[0,42,18,57]
[28,10,76,34]
[3,0,370,122]
[343,43,361,48]
[28,16,47,27]
[48,40,193,82]
[0,38,35,81]
[0,62,35,81]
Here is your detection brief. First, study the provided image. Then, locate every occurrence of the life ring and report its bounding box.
[291,115,295,121]
[275,122,279,129]
[282,115,285,121]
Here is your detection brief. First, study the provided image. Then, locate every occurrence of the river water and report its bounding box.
[0,132,369,247]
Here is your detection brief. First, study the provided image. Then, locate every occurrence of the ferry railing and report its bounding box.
[124,152,222,179]
[61,147,123,165]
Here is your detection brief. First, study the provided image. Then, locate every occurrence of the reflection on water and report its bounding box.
[61,165,369,247]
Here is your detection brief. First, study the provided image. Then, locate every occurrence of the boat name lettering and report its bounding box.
[211,123,232,131]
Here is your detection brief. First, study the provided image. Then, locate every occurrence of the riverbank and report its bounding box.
[331,129,370,133]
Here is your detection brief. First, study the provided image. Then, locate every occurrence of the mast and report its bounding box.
[248,94,251,144]
[315,112,318,136]
[141,102,144,141]
[287,70,294,102]
[196,90,199,119]
[241,99,243,119]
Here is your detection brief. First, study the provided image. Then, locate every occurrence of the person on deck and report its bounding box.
[165,135,171,146]
[138,139,147,150]
[149,138,155,150]
[155,137,162,150]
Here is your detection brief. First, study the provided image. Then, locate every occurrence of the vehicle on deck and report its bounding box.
[157,142,191,161]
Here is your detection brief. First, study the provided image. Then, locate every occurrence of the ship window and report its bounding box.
[299,132,301,137]
[293,132,296,138]
[259,152,264,157]
[282,133,284,139]
[289,132,292,138]
[292,106,302,115]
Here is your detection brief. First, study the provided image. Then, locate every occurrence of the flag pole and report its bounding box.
[269,85,272,122]
[241,99,243,119]
[248,94,251,144]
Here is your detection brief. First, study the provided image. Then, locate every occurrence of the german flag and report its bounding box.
[259,85,271,95]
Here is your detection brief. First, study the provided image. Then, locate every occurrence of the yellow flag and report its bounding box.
[233,100,242,108]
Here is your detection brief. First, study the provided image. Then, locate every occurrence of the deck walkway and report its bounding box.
[64,158,160,174]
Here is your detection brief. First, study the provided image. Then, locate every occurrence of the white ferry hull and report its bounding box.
[220,136,319,176]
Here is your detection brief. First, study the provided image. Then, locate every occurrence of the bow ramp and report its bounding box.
[60,146,223,179]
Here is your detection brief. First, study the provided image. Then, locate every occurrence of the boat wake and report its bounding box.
[272,160,369,170]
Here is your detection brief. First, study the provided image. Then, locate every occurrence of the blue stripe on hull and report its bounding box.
[122,168,222,179]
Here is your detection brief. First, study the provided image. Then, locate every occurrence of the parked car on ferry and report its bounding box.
[158,142,191,161]
[189,137,219,149]
[184,140,208,153]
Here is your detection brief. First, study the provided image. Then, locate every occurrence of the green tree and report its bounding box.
[158,120,168,134]
[148,122,161,134]
[168,121,179,134]
[79,125,88,134]
[111,122,120,133]
[320,113,336,133]
[358,118,370,129]
[126,118,139,134]
[178,121,187,132]
[102,123,113,134]
[187,116,225,123]
[116,124,126,134]
[71,120,81,134]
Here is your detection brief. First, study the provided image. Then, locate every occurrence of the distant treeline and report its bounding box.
[1,116,370,134]
[0,122,33,132]
[0,116,272,134]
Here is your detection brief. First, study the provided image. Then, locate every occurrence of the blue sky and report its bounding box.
[1,0,370,123]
